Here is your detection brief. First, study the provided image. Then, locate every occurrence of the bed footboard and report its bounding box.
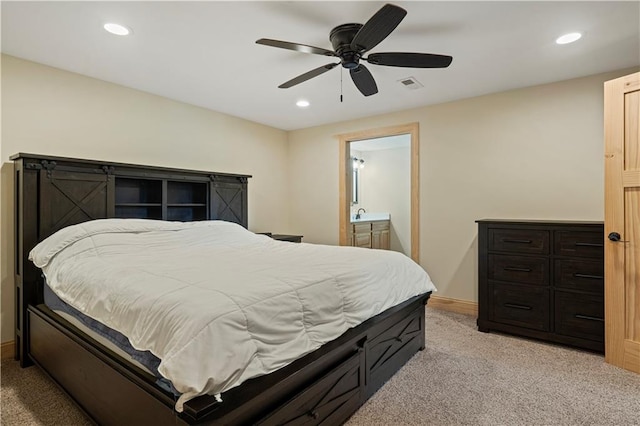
[28,306,184,425]
[27,293,430,425]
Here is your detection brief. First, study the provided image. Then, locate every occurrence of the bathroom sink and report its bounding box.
[351,212,390,223]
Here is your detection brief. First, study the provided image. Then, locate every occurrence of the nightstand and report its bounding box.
[271,234,303,243]
[258,233,303,243]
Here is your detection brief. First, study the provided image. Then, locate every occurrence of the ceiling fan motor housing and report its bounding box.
[330,23,363,69]
[256,3,452,97]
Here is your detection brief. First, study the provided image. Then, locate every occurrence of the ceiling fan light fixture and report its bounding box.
[556,32,582,45]
[296,99,310,108]
[256,3,452,98]
[104,23,131,36]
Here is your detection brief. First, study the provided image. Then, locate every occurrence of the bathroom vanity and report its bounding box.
[350,213,390,250]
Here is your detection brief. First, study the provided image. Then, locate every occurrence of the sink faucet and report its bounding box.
[355,208,366,219]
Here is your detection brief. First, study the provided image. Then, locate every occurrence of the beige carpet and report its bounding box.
[2,309,639,425]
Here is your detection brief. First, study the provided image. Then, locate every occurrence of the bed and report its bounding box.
[13,153,434,425]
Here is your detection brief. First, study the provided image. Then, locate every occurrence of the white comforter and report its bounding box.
[30,219,436,411]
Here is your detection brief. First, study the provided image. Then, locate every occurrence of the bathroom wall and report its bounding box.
[351,143,411,255]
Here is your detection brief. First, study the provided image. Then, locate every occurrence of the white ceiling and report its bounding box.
[2,1,639,131]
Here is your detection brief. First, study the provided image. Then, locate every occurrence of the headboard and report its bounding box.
[11,153,251,366]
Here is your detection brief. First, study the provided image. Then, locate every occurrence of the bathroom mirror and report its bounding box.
[352,165,359,205]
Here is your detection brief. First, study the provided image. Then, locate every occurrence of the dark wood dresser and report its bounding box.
[476,220,604,352]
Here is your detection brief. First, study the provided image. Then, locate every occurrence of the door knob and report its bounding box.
[608,232,627,242]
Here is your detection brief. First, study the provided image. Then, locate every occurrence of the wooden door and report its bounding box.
[604,71,640,373]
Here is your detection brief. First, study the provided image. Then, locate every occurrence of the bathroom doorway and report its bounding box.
[338,123,419,262]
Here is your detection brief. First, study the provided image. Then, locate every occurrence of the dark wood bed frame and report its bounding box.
[12,153,431,425]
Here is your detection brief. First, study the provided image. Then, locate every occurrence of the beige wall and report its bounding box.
[288,68,636,304]
[356,146,411,255]
[0,55,290,342]
[1,54,635,344]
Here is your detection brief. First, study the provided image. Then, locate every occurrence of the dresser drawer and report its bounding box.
[555,259,604,294]
[372,221,389,231]
[554,291,604,342]
[488,229,549,255]
[258,351,362,425]
[366,307,423,395]
[490,282,550,331]
[554,231,604,258]
[353,223,371,234]
[488,254,549,286]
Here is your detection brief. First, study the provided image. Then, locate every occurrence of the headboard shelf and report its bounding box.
[10,152,250,179]
[13,153,251,366]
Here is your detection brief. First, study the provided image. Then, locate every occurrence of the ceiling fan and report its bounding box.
[256,3,453,97]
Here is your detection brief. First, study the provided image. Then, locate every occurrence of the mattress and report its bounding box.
[30,219,437,411]
[44,282,162,375]
[45,282,180,395]
[52,305,155,375]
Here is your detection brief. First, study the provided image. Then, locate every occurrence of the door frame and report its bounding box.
[337,122,420,262]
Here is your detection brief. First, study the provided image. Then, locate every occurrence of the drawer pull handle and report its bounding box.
[502,239,532,244]
[504,267,532,272]
[504,303,532,310]
[574,242,603,248]
[394,336,404,343]
[575,314,604,322]
[573,273,604,280]
[308,410,319,420]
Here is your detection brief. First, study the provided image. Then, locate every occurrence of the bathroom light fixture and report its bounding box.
[556,32,582,45]
[352,157,365,169]
[104,23,131,36]
[296,99,310,108]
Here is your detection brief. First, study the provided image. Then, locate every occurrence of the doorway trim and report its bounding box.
[338,122,420,262]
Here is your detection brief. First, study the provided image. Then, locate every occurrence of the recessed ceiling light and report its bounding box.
[104,23,131,36]
[556,32,582,45]
[296,100,310,108]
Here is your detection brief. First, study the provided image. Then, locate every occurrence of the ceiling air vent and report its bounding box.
[398,77,423,90]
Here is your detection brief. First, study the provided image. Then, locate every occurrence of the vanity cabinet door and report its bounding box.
[355,232,372,248]
[380,229,390,249]
[351,221,390,249]
[371,222,390,250]
[372,231,381,249]
[371,229,390,249]
[352,223,371,248]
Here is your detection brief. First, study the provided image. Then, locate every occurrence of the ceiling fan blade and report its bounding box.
[279,63,340,89]
[256,38,336,57]
[350,64,378,96]
[350,4,407,52]
[367,52,453,68]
